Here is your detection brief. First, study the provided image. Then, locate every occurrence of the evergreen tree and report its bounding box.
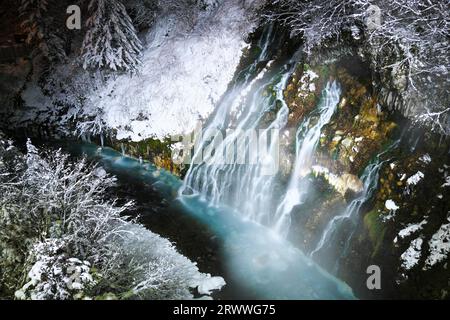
[19,0,67,62]
[81,0,143,73]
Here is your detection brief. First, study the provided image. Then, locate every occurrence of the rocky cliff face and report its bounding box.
[279,49,450,299]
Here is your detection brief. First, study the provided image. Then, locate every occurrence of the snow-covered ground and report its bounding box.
[87,1,257,141]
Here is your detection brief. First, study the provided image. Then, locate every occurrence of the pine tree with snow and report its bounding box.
[81,0,143,73]
[19,0,67,61]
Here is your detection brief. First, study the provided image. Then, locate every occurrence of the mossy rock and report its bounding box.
[110,137,186,177]
[284,63,323,128]
[318,66,397,175]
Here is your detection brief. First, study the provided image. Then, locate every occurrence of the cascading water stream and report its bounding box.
[310,160,384,259]
[182,64,292,222]
[273,81,341,236]
[181,25,297,228]
[182,43,342,237]
[63,141,356,299]
[309,140,401,270]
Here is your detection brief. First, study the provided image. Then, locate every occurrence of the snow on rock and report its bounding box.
[419,154,432,164]
[401,237,423,270]
[197,276,226,295]
[424,221,450,270]
[394,219,427,243]
[385,199,400,212]
[406,171,424,186]
[88,1,257,141]
[312,165,364,196]
[442,176,450,188]
[383,199,400,221]
[297,70,319,98]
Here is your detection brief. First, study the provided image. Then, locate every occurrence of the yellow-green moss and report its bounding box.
[284,64,323,127]
[363,209,386,258]
[319,67,397,175]
[111,137,185,176]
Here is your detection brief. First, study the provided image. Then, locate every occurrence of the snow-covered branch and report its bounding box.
[0,137,223,299]
[265,0,450,134]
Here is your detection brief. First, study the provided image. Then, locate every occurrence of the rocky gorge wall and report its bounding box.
[277,48,450,299]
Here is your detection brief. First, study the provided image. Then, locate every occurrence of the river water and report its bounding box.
[63,142,355,300]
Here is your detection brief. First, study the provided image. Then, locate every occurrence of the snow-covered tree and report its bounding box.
[81,0,143,73]
[0,137,223,300]
[265,0,450,135]
[19,0,67,61]
[15,239,98,300]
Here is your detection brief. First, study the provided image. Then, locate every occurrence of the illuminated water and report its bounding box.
[67,142,355,299]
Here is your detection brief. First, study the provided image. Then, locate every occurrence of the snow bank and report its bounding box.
[401,237,423,270]
[120,223,226,299]
[424,222,450,269]
[197,276,226,295]
[397,219,427,240]
[88,1,256,141]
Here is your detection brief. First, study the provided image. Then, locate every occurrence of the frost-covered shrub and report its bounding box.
[0,135,29,297]
[15,239,97,300]
[0,137,224,299]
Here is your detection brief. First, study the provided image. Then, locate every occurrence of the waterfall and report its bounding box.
[179,18,345,238]
[180,25,296,225]
[182,74,342,239]
[310,139,401,269]
[273,81,341,236]
[310,160,384,259]
[181,63,293,223]
[180,24,344,238]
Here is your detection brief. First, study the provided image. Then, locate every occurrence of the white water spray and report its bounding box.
[310,139,401,268]
[273,81,341,236]
[310,160,384,258]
